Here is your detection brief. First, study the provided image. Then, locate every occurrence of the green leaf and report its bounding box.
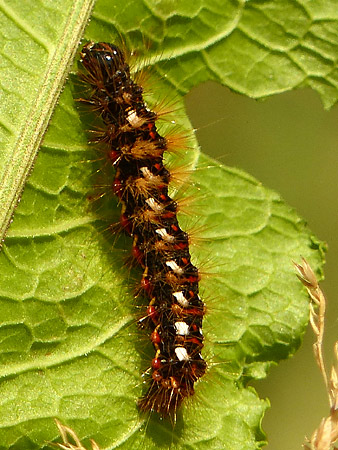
[87,0,338,106]
[0,0,95,244]
[0,0,332,449]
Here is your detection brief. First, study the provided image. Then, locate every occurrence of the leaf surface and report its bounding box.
[0,0,95,242]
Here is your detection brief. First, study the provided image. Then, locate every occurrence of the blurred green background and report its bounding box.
[186,83,338,449]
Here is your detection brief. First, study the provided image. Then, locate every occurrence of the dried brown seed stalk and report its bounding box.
[294,258,338,450]
[54,419,100,450]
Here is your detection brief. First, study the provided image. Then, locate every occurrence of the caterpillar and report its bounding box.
[79,41,207,416]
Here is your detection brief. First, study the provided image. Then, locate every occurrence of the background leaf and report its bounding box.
[0,0,334,449]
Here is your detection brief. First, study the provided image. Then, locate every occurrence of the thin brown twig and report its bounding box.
[54,419,100,450]
[294,258,328,393]
[294,258,338,450]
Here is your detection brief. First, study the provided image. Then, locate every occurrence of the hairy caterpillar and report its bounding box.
[79,41,206,416]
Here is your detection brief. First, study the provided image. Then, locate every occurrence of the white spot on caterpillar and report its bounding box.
[173,291,189,307]
[175,321,189,335]
[140,167,154,180]
[146,197,163,212]
[156,228,175,243]
[166,260,183,275]
[127,109,146,128]
[175,347,190,361]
